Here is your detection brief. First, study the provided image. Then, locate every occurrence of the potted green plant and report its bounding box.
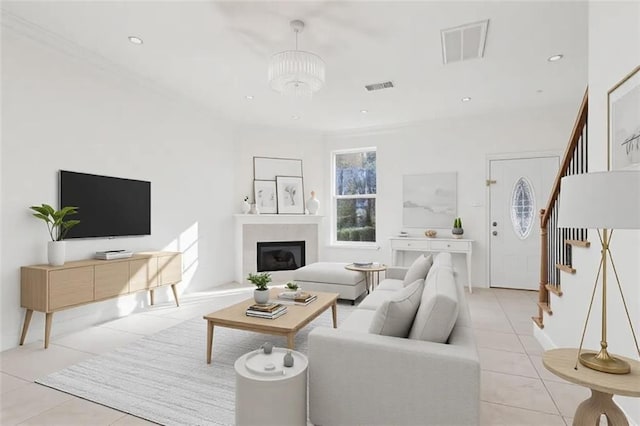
[452,217,464,239]
[29,204,80,266]
[247,272,271,304]
[285,281,299,291]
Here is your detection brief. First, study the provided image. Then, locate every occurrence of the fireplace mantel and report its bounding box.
[233,214,324,225]
[234,214,323,283]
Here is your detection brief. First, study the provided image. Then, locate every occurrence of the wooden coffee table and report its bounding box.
[203,289,338,364]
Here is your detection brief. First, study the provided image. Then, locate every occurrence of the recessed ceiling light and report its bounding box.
[461,97,472,102]
[291,115,300,120]
[547,54,563,62]
[128,36,143,45]
[360,109,368,114]
[245,95,254,100]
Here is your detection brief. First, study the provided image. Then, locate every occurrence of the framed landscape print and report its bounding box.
[402,172,457,228]
[276,176,304,214]
[608,65,640,170]
[254,180,277,214]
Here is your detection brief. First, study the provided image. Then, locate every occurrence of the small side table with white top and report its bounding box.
[345,263,387,293]
[235,347,308,426]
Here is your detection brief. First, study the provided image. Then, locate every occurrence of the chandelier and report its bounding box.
[268,20,326,98]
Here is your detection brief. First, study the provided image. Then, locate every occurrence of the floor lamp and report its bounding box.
[557,170,640,374]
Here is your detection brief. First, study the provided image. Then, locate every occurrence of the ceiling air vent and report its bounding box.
[365,81,394,92]
[441,19,489,64]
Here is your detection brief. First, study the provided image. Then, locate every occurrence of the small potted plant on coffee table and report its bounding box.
[248,272,271,304]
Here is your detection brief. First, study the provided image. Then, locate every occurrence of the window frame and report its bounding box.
[330,147,378,247]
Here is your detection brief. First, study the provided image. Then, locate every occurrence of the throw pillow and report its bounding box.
[409,268,459,343]
[369,279,425,337]
[403,254,433,286]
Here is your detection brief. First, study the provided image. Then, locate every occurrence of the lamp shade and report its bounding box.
[557,170,640,229]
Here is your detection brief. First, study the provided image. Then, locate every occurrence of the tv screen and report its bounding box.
[60,170,151,239]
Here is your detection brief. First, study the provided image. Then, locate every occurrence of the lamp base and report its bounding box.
[579,350,631,374]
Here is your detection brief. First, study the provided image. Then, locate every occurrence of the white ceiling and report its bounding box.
[2,1,588,132]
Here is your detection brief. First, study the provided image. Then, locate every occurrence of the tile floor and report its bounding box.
[0,285,595,425]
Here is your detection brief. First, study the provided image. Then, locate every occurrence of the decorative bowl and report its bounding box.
[424,230,437,238]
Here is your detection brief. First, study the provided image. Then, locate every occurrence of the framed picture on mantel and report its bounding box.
[254,180,277,214]
[276,176,304,214]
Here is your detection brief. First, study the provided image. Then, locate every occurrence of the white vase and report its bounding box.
[306,191,320,215]
[48,241,66,266]
[241,200,251,214]
[254,289,269,304]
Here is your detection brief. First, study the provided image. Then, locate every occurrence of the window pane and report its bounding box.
[510,177,535,239]
[335,151,377,195]
[336,198,376,242]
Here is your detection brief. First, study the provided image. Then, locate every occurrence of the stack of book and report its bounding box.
[246,303,287,319]
[278,291,318,306]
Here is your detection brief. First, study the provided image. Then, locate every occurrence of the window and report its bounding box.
[511,177,535,239]
[332,148,377,244]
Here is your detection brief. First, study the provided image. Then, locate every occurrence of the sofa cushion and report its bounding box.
[357,289,398,311]
[376,279,404,292]
[339,309,377,333]
[368,279,424,337]
[409,267,459,343]
[403,255,433,286]
[293,262,364,286]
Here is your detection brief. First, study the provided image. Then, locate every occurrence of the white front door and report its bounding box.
[489,156,559,289]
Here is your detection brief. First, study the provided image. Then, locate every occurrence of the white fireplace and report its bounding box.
[234,214,323,284]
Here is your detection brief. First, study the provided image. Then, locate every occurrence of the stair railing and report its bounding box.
[534,89,588,328]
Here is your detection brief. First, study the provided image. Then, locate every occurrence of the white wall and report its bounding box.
[538,2,640,423]
[321,104,578,287]
[1,27,236,350]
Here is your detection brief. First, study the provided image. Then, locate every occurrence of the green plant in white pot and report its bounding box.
[29,204,80,266]
[247,272,271,304]
[452,217,464,239]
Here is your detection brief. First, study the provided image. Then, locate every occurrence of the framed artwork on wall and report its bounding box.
[402,172,457,228]
[254,180,277,214]
[253,156,303,180]
[276,176,305,214]
[608,65,640,170]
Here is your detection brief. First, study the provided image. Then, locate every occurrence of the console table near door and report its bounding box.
[20,251,183,349]
[389,237,474,293]
[543,348,640,426]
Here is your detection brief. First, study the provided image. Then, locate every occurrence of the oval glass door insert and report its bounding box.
[511,177,535,239]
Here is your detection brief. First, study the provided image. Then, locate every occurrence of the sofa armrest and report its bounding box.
[385,266,408,280]
[308,327,480,426]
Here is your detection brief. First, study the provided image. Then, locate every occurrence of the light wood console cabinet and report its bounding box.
[20,251,182,349]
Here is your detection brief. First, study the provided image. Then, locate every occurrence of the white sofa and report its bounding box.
[308,253,480,426]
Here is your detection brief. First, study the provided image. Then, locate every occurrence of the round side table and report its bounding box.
[345,263,387,293]
[543,348,640,426]
[235,347,308,426]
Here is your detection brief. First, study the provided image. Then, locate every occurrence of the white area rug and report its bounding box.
[36,305,351,426]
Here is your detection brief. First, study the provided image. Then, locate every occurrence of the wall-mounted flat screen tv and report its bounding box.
[60,170,151,239]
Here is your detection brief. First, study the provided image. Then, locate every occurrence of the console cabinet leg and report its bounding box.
[19,309,33,345]
[171,284,180,307]
[149,289,155,306]
[44,312,53,349]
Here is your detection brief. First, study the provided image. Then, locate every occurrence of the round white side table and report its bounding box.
[235,347,308,426]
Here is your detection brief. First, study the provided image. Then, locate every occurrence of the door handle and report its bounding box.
[492,231,498,236]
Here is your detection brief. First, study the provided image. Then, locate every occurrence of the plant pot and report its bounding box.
[452,227,464,239]
[241,200,251,214]
[48,241,66,266]
[254,289,269,304]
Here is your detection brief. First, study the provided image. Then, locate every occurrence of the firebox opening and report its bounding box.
[257,241,305,272]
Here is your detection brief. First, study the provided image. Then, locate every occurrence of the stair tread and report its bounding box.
[545,283,563,297]
[532,316,544,329]
[555,263,576,274]
[565,239,591,248]
[537,301,553,315]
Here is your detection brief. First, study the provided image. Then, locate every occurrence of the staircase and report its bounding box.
[533,89,589,329]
